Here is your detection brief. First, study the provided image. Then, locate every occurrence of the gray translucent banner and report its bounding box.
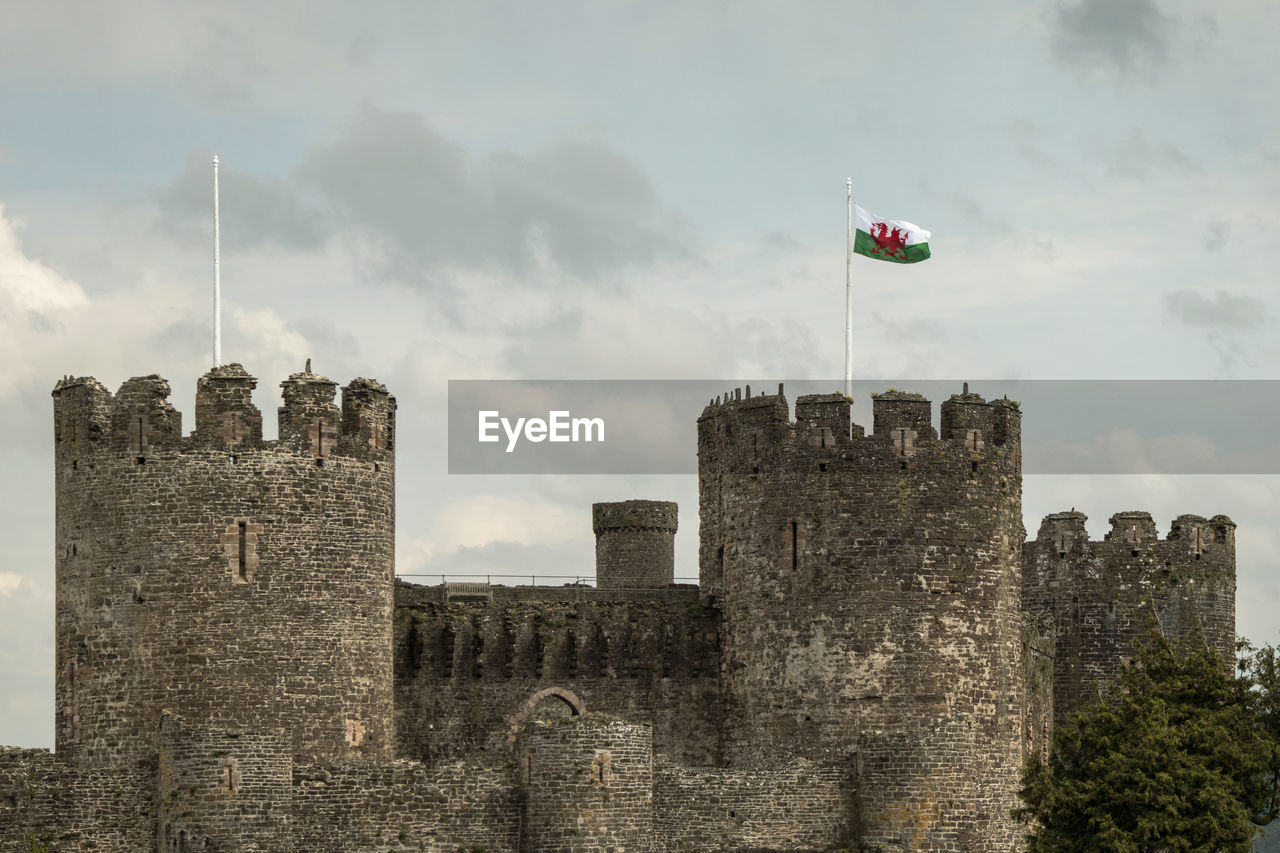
[447,380,1280,474]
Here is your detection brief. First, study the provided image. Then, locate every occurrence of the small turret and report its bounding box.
[592,500,678,589]
[1035,510,1089,557]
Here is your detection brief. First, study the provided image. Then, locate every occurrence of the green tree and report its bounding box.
[1017,621,1271,853]
[1236,638,1280,847]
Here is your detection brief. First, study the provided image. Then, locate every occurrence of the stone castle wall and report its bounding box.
[290,757,520,852]
[393,583,722,766]
[51,366,396,767]
[0,747,153,852]
[651,757,853,852]
[1023,509,1236,723]
[157,714,293,853]
[519,714,654,852]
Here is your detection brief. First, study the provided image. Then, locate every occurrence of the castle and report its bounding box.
[0,366,1236,852]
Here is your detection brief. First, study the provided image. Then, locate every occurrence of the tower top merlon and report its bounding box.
[194,363,263,448]
[339,376,396,458]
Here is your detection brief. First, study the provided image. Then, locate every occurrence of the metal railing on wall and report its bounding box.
[398,573,701,587]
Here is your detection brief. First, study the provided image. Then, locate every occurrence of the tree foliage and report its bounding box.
[1017,621,1279,853]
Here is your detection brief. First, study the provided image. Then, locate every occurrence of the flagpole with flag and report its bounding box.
[845,179,853,399]
[213,154,222,368]
[844,189,931,395]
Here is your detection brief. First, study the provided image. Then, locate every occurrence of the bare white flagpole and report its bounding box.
[213,154,222,367]
[845,178,853,399]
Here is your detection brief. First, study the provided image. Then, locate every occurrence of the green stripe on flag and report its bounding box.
[853,229,931,264]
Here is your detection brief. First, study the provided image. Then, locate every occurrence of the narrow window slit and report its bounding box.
[790,520,799,573]
[237,522,248,581]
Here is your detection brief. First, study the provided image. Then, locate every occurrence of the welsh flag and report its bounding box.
[853,205,931,264]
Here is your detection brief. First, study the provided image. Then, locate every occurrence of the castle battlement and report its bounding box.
[52,364,396,462]
[697,385,1020,467]
[1033,509,1236,551]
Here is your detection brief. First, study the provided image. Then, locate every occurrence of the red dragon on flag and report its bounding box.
[869,223,909,261]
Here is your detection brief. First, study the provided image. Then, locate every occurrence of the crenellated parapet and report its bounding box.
[53,364,396,462]
[1023,509,1236,724]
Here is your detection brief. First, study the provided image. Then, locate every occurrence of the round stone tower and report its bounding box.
[52,364,396,767]
[592,500,677,589]
[697,387,1025,851]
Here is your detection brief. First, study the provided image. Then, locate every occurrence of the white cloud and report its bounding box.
[0,573,26,597]
[398,494,582,575]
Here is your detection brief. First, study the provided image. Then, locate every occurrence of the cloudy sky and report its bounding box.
[2,0,1279,748]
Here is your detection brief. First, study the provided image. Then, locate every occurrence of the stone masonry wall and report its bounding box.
[519,714,654,853]
[652,757,853,852]
[291,757,520,852]
[157,714,293,853]
[394,583,722,766]
[1021,618,1055,766]
[0,747,153,853]
[51,367,396,767]
[1023,510,1236,724]
[698,388,1026,851]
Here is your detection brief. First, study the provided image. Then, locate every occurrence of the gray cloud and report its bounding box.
[152,152,331,251]
[1203,220,1228,253]
[1163,289,1269,373]
[1105,129,1195,178]
[293,106,692,282]
[151,107,693,294]
[1164,289,1268,330]
[1050,0,1173,73]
